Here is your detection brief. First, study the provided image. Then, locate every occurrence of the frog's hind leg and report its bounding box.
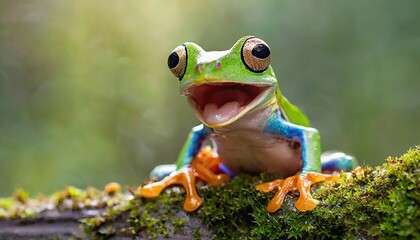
[321,151,358,173]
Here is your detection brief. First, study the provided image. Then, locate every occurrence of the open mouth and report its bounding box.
[184,83,273,126]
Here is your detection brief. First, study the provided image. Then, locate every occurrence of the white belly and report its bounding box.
[211,130,302,177]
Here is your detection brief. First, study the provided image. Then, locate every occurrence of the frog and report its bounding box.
[140,36,360,212]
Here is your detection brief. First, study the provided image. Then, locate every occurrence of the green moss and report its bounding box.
[13,187,29,204]
[309,147,420,239]
[1,147,418,239]
[125,191,189,239]
[198,175,268,238]
[173,218,188,233]
[378,149,419,238]
[0,184,125,222]
[0,188,37,219]
[196,146,420,239]
[82,188,190,239]
[193,228,203,240]
[0,198,14,212]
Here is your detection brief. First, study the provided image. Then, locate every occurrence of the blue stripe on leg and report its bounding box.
[321,151,357,172]
[150,164,177,180]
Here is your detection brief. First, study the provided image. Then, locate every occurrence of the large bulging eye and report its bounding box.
[241,37,271,73]
[168,45,187,80]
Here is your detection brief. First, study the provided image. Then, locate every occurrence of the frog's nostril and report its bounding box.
[195,64,202,72]
[216,62,222,68]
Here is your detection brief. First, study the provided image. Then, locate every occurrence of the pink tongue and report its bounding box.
[209,89,247,106]
[203,102,241,125]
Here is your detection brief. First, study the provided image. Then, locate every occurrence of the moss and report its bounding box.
[173,218,188,233]
[195,146,420,239]
[13,187,29,204]
[198,175,268,238]
[309,147,420,239]
[193,228,203,240]
[124,190,190,239]
[0,188,37,219]
[378,149,419,238]
[0,184,125,221]
[1,147,418,239]
[82,188,192,239]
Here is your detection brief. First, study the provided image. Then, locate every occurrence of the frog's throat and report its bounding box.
[184,82,276,128]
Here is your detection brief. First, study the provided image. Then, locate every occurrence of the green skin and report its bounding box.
[153,36,354,180]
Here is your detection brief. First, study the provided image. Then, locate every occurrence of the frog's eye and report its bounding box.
[241,37,271,73]
[168,44,187,80]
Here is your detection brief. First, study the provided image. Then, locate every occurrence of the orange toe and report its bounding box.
[352,166,364,176]
[183,194,203,212]
[207,174,230,186]
[140,184,164,198]
[258,171,340,212]
[266,176,296,212]
[256,179,283,193]
[295,196,318,211]
[141,175,177,198]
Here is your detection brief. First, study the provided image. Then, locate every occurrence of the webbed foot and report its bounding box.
[140,147,229,212]
[256,171,340,212]
[141,168,203,211]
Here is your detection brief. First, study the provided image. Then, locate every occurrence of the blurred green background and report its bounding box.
[0,1,419,196]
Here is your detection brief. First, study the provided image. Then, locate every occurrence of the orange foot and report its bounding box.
[140,147,230,212]
[256,171,340,212]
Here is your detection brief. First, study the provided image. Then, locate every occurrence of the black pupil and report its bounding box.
[252,44,270,59]
[168,52,179,69]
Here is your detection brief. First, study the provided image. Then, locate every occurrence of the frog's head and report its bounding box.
[167,36,277,128]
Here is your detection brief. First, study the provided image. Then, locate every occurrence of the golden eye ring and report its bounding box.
[168,44,187,80]
[241,37,271,73]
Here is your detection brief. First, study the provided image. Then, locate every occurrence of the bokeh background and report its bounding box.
[0,1,419,196]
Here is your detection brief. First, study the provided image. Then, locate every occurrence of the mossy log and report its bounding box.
[0,147,419,239]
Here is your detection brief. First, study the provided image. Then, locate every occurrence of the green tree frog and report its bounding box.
[141,36,359,212]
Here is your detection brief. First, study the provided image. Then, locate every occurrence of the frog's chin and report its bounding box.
[184,83,275,128]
